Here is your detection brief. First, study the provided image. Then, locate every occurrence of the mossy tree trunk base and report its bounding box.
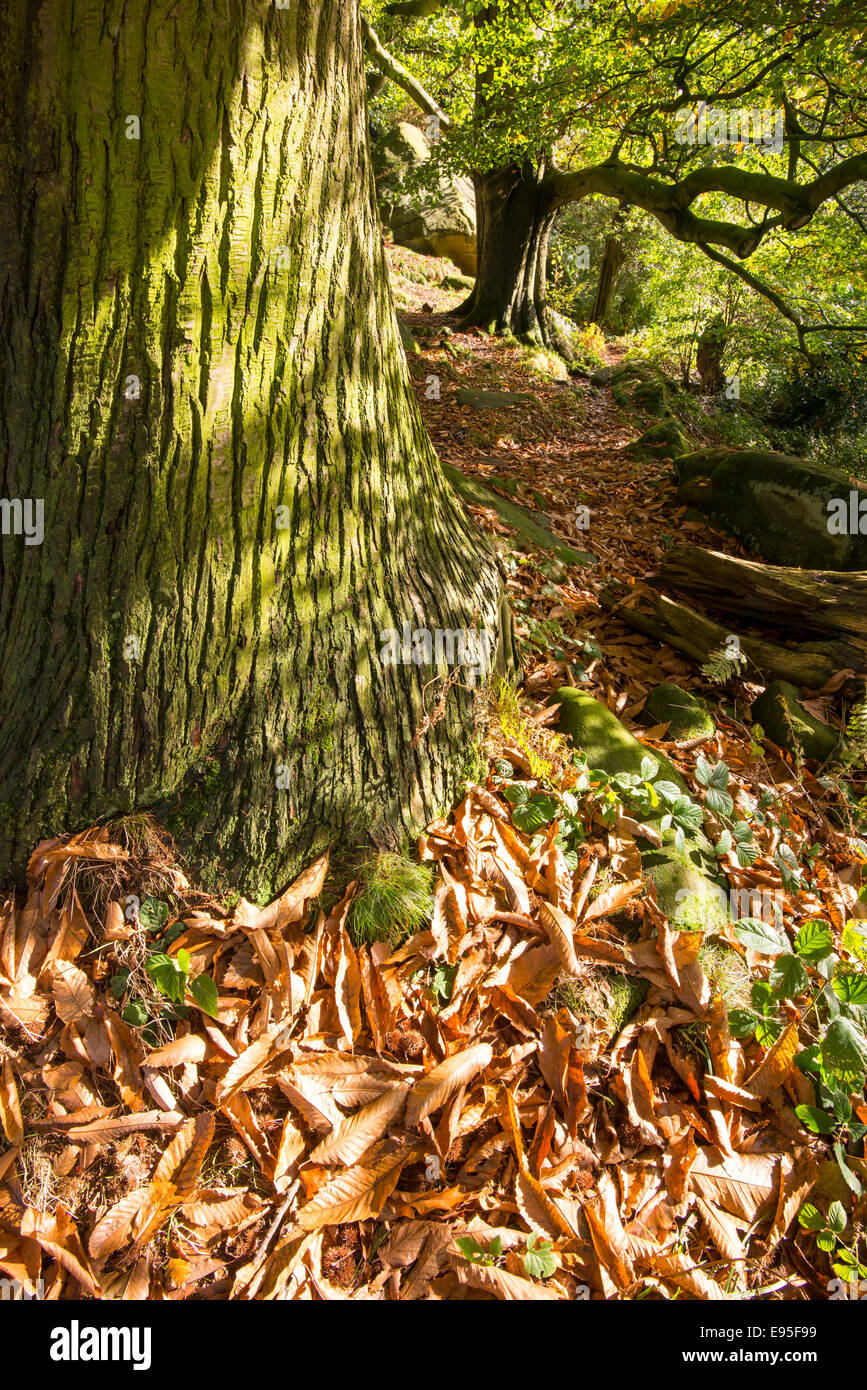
[0,0,510,902]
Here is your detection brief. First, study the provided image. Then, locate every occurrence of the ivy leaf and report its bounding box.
[706,787,734,817]
[522,1234,558,1280]
[503,784,529,806]
[734,917,788,955]
[727,1008,759,1039]
[822,1018,867,1081]
[512,800,548,833]
[191,973,219,1019]
[654,781,683,805]
[755,1017,783,1047]
[797,1202,826,1231]
[110,970,130,1000]
[146,952,187,1005]
[795,919,833,962]
[769,953,808,1000]
[795,1105,836,1135]
[456,1235,493,1265]
[832,969,867,1007]
[842,921,867,964]
[834,1142,864,1197]
[139,896,170,932]
[672,797,703,831]
[121,1001,149,1027]
[714,829,733,857]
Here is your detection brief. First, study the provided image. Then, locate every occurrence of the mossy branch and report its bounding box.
[361,16,452,130]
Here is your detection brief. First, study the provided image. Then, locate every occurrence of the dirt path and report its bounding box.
[391,257,736,721]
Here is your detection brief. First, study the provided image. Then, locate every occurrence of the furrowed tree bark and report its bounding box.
[0,0,510,901]
[458,165,558,345]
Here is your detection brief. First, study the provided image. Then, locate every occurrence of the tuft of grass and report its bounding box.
[545,966,648,1039]
[492,678,568,781]
[349,851,434,949]
[698,938,752,1009]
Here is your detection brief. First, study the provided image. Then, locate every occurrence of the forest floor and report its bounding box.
[0,243,865,1304]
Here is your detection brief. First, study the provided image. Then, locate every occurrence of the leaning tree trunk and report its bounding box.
[458,164,557,345]
[0,0,510,901]
[591,235,626,327]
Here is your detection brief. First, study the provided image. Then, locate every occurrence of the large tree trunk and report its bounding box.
[0,0,510,901]
[458,164,557,344]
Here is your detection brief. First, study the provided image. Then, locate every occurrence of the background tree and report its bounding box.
[0,0,511,900]
[365,0,867,352]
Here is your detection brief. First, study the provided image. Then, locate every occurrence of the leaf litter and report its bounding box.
[1,258,866,1301]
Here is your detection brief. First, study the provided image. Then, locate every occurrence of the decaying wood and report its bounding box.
[600,586,866,688]
[656,547,867,645]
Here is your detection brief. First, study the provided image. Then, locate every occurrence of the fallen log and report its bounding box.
[656,547,867,645]
[600,586,866,689]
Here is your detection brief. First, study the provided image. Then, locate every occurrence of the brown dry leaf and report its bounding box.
[214,1023,293,1105]
[538,900,579,975]
[295,1139,421,1231]
[63,1110,185,1142]
[89,1192,150,1259]
[768,1149,818,1249]
[334,930,363,1046]
[131,1111,216,1254]
[182,1189,267,1236]
[695,1195,746,1265]
[144,1033,210,1069]
[0,1056,24,1146]
[745,1021,800,1100]
[583,1193,635,1290]
[50,962,95,1026]
[583,877,643,922]
[689,1146,779,1222]
[655,1248,728,1300]
[99,1258,152,1302]
[21,1204,101,1296]
[451,1255,563,1299]
[233,851,329,935]
[405,1044,493,1129]
[103,899,132,943]
[309,1084,409,1167]
[515,1167,576,1241]
[503,943,561,1005]
[103,1009,145,1112]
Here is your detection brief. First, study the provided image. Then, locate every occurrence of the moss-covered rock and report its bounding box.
[456,387,534,410]
[551,688,727,930]
[553,688,687,787]
[644,683,715,739]
[610,361,675,416]
[675,448,867,570]
[640,845,728,931]
[372,122,477,276]
[626,420,690,462]
[443,465,595,567]
[752,680,840,763]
